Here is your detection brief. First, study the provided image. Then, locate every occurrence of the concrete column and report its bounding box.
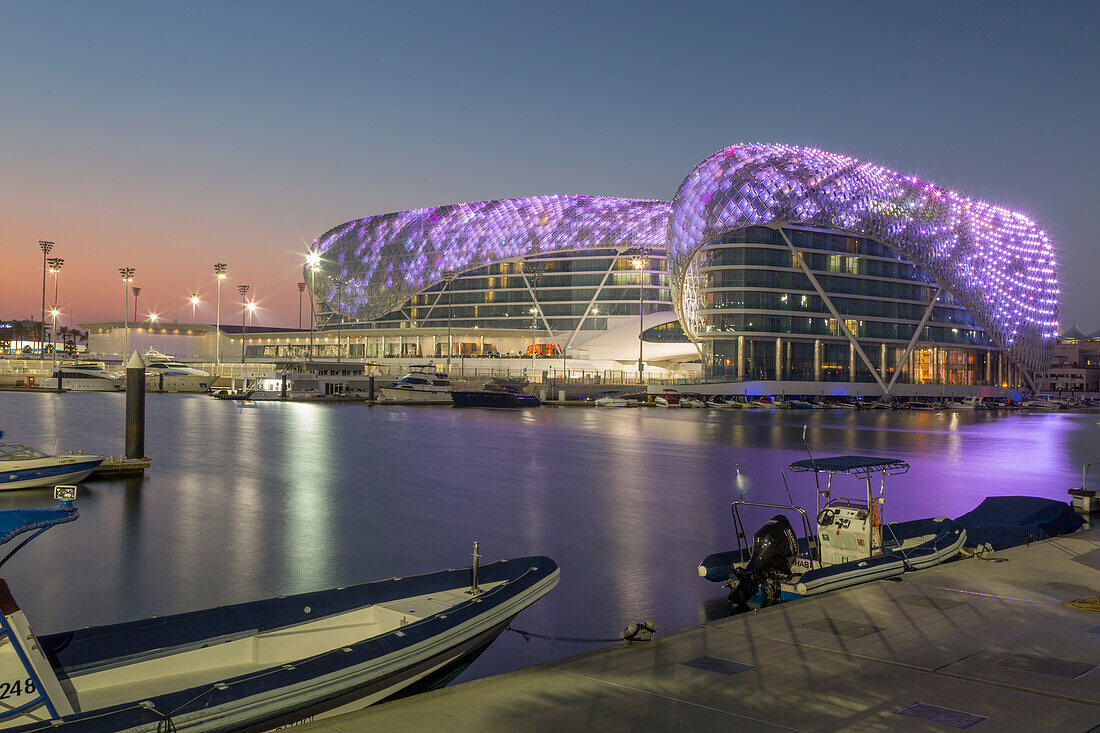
[813,339,821,381]
[737,335,745,380]
[381,335,386,358]
[786,340,792,378]
[879,343,887,377]
[931,347,939,383]
[479,334,484,354]
[416,335,421,357]
[997,353,1003,385]
[775,337,783,381]
[848,342,856,382]
[985,351,992,384]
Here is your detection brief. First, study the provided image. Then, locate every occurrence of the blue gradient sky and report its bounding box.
[2,1,1097,329]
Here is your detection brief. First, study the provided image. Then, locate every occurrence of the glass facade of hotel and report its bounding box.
[695,225,1011,385]
[342,250,670,333]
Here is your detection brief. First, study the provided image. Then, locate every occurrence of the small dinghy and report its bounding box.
[699,450,965,606]
[0,489,559,732]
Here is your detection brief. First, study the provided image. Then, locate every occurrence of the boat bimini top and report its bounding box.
[787,456,910,476]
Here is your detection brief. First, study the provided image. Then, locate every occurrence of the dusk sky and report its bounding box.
[2,1,1097,330]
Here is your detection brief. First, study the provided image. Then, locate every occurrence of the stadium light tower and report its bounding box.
[213,263,227,369]
[131,286,142,322]
[297,281,306,330]
[38,241,54,358]
[189,293,200,320]
[119,267,135,356]
[47,257,64,365]
[237,283,251,363]
[306,249,321,361]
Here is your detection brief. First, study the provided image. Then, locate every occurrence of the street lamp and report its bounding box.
[38,241,54,358]
[119,267,135,356]
[523,262,545,374]
[306,249,321,361]
[297,281,306,330]
[148,311,160,324]
[631,251,650,382]
[237,284,251,363]
[189,293,200,320]
[47,257,64,365]
[332,276,344,363]
[49,307,60,364]
[246,299,257,325]
[214,263,227,369]
[131,286,142,322]
[442,271,456,371]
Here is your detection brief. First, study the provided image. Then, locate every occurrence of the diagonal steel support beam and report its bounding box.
[777,227,888,394]
[886,287,943,393]
[417,283,450,325]
[566,252,622,350]
[520,269,564,353]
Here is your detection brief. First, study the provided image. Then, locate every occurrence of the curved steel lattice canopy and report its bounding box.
[668,143,1059,373]
[312,196,669,320]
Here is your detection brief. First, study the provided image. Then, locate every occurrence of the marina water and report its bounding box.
[1,393,1095,683]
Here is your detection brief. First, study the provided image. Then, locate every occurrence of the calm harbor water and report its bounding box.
[0,393,1096,683]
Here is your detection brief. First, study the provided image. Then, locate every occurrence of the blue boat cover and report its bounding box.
[789,456,909,474]
[0,508,77,545]
[955,496,1083,550]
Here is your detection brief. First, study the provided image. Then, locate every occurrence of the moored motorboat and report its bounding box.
[142,349,214,392]
[699,452,965,606]
[0,489,559,732]
[38,362,122,392]
[452,378,540,408]
[594,391,635,407]
[0,439,104,491]
[379,367,453,403]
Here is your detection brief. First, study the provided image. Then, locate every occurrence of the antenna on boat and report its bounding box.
[801,425,821,505]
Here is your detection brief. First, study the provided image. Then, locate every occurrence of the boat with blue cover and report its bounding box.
[0,436,104,492]
[699,451,966,606]
[0,489,559,732]
[451,378,540,408]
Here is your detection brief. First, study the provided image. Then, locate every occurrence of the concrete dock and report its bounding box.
[305,525,1100,732]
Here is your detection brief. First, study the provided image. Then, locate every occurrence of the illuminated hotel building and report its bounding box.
[302,143,1058,394]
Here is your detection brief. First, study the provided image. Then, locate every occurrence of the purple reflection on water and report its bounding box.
[0,393,1093,683]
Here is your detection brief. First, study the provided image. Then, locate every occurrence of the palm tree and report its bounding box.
[11,321,27,352]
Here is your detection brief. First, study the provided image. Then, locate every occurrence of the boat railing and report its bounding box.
[730,500,818,570]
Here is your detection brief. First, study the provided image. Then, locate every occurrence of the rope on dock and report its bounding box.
[1062,595,1100,612]
[507,620,658,647]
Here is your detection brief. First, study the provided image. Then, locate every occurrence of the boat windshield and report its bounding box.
[0,444,50,461]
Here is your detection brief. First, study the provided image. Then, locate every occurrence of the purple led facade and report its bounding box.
[313,143,1059,374]
[313,196,669,319]
[668,144,1059,373]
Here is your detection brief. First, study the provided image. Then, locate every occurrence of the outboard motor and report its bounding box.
[727,514,798,606]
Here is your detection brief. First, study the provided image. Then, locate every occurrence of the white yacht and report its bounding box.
[0,443,105,490]
[38,362,123,392]
[379,367,453,403]
[142,349,214,392]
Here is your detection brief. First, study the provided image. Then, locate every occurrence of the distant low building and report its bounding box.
[1038,326,1100,394]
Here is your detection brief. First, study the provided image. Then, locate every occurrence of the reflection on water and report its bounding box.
[0,392,1096,682]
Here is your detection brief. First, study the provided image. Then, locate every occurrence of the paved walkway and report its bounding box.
[304,525,1100,732]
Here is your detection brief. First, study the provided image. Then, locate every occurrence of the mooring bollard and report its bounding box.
[126,351,146,459]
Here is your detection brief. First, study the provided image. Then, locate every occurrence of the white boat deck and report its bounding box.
[303,525,1100,732]
[64,583,502,714]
